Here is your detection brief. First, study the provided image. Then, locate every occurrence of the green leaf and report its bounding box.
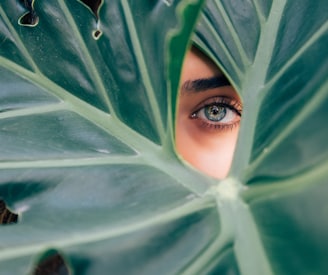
[194,0,328,274]
[0,0,327,274]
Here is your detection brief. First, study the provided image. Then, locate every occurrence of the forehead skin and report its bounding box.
[181,47,222,82]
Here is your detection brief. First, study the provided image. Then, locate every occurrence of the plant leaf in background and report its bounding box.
[0,0,219,274]
[194,0,328,274]
[0,1,327,275]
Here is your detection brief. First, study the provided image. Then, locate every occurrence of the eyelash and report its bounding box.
[190,96,242,131]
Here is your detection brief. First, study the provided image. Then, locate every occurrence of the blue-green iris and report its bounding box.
[204,105,226,121]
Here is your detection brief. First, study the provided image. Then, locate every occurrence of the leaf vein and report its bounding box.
[120,1,166,143]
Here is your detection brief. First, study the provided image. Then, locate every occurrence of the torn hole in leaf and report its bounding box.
[78,0,103,39]
[33,249,70,275]
[79,0,102,18]
[18,0,39,27]
[0,199,18,225]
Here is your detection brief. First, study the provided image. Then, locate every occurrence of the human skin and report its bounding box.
[175,47,242,179]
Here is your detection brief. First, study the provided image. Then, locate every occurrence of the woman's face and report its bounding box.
[176,47,242,179]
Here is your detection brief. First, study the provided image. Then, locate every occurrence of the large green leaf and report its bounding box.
[0,0,327,275]
[194,0,328,274]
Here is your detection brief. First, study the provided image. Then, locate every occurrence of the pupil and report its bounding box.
[205,105,226,121]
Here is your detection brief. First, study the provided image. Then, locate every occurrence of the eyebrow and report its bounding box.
[181,75,231,93]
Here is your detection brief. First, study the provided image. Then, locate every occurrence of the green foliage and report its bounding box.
[0,0,327,274]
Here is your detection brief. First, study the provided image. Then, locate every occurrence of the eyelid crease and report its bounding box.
[181,75,231,93]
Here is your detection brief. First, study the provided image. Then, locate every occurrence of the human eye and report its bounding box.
[190,96,242,131]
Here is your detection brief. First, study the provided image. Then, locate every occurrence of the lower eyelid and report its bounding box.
[196,120,241,132]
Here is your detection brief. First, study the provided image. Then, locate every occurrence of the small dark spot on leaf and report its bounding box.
[18,0,39,27]
[33,252,70,275]
[92,29,102,39]
[0,199,18,225]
